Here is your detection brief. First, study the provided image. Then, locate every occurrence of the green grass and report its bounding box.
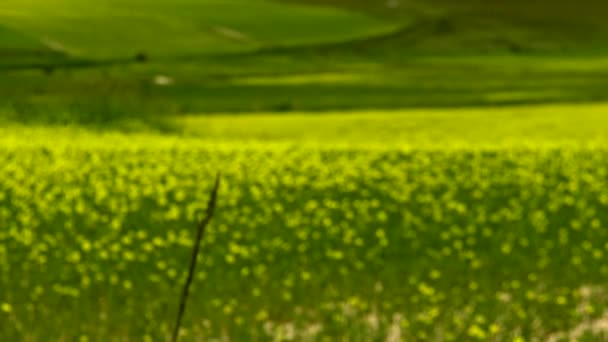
[0,24,46,50]
[2,117,608,340]
[3,102,608,148]
[0,24,66,67]
[3,0,608,340]
[175,103,608,146]
[3,53,608,129]
[0,0,397,59]
[2,0,608,124]
[285,0,608,53]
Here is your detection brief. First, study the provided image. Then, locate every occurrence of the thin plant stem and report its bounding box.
[171,173,221,342]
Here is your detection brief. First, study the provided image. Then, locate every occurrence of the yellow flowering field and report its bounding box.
[1,121,608,340]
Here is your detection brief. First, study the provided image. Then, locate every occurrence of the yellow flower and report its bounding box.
[1,303,12,313]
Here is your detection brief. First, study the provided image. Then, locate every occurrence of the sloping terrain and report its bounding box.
[0,24,45,50]
[0,24,66,67]
[1,0,608,126]
[0,0,397,60]
[283,0,608,54]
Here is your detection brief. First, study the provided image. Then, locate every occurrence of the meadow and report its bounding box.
[3,107,608,341]
[3,0,608,341]
[3,0,608,126]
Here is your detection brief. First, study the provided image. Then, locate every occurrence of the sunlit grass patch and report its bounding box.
[230,72,371,86]
[175,102,608,147]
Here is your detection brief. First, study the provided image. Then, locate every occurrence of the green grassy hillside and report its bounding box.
[0,0,396,59]
[3,53,608,129]
[1,0,608,124]
[0,24,45,49]
[0,24,66,67]
[3,2,608,340]
[284,0,608,54]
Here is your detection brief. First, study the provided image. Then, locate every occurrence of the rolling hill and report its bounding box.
[1,0,608,126]
[0,0,397,60]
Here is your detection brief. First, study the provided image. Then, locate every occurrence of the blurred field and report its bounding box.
[3,54,608,128]
[3,0,608,124]
[176,103,608,146]
[3,116,608,340]
[0,0,396,58]
[2,0,608,341]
